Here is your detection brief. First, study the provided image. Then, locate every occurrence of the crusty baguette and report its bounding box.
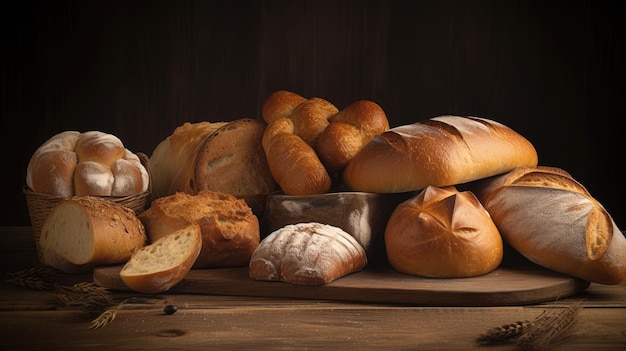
[342,116,538,193]
[139,190,260,268]
[120,223,202,294]
[385,186,503,278]
[249,222,367,285]
[470,166,626,284]
[39,196,147,271]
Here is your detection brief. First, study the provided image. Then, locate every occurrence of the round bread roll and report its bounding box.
[262,90,308,124]
[385,185,503,278]
[26,131,149,197]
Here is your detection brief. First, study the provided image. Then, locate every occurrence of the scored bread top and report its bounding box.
[249,222,367,285]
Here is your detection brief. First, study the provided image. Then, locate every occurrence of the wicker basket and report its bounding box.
[23,152,152,264]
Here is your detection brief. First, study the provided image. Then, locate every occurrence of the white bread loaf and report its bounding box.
[385,186,503,278]
[139,190,260,268]
[148,119,277,213]
[249,222,367,285]
[120,223,202,294]
[470,166,626,285]
[342,116,538,193]
[26,131,149,197]
[39,196,147,272]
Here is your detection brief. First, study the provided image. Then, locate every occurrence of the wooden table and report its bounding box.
[1,226,624,350]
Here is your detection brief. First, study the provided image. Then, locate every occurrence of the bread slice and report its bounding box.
[39,196,147,271]
[139,190,260,268]
[120,223,202,293]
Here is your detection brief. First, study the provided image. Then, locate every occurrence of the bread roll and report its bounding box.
[261,92,338,196]
[385,186,503,278]
[470,166,626,284]
[39,196,147,271]
[249,222,367,285]
[262,90,308,124]
[139,190,260,268]
[343,116,538,193]
[149,119,277,213]
[316,100,390,173]
[120,223,202,294]
[26,131,149,197]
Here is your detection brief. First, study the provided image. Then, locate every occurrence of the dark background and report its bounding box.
[2,0,624,227]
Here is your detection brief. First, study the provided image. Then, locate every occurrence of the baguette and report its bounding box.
[470,166,626,284]
[39,196,147,271]
[385,186,502,278]
[120,223,202,293]
[342,116,538,193]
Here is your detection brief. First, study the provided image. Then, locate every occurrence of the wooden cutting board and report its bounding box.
[93,258,590,306]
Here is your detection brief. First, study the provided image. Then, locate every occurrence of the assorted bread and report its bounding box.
[24,90,624,292]
[27,130,149,198]
[468,166,626,284]
[385,186,503,278]
[249,222,367,285]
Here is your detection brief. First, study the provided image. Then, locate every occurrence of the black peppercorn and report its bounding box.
[164,304,178,315]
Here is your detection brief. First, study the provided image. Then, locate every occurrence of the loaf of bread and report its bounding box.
[39,196,147,272]
[316,100,390,173]
[139,190,260,268]
[469,166,626,284]
[342,116,538,193]
[261,92,337,196]
[385,186,503,278]
[149,119,277,214]
[27,131,149,197]
[249,222,367,285]
[120,223,202,294]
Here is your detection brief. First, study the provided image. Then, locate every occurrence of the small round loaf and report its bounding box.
[26,130,149,197]
[316,100,390,173]
[343,116,538,193]
[139,190,260,268]
[120,223,202,294]
[385,186,503,278]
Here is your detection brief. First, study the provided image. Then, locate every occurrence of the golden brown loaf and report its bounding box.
[26,131,149,197]
[316,100,390,173]
[342,116,538,193]
[249,222,367,285]
[39,196,147,272]
[470,166,626,285]
[261,92,337,195]
[385,186,503,278]
[120,223,202,294]
[139,190,260,268]
[149,119,277,213]
[262,90,308,124]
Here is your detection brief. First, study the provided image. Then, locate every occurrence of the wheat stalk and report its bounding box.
[6,266,62,290]
[88,296,170,329]
[476,300,583,350]
[56,282,116,313]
